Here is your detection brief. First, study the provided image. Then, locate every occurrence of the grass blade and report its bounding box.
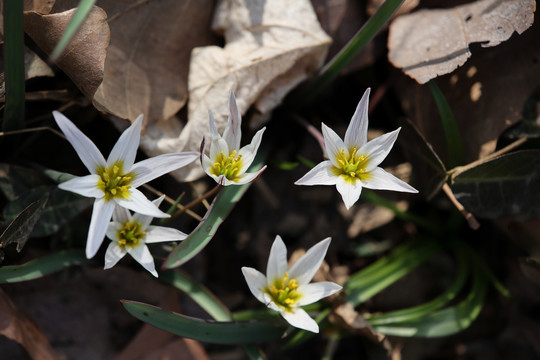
[3,0,25,131]
[0,249,86,283]
[122,301,284,344]
[50,0,97,61]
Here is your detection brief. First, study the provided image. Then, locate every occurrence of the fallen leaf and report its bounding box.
[24,0,55,14]
[0,288,63,360]
[92,0,216,124]
[388,0,535,84]
[142,0,331,181]
[24,6,110,98]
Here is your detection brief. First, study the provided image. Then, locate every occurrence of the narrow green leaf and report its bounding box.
[295,0,404,106]
[122,301,284,344]
[427,81,464,168]
[0,193,48,254]
[283,308,331,349]
[50,0,97,61]
[0,249,86,283]
[3,0,25,131]
[159,270,232,321]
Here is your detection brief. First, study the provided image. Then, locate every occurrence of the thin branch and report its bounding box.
[142,184,202,221]
[442,183,480,230]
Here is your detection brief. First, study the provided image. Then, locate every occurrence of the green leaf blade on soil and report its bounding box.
[121,301,284,344]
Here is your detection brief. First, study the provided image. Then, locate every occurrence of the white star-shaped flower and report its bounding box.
[104,196,186,277]
[295,88,418,209]
[53,111,198,258]
[201,92,266,185]
[242,236,342,333]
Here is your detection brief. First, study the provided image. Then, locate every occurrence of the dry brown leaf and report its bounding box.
[142,0,331,181]
[92,0,215,124]
[388,0,535,84]
[0,288,64,360]
[24,0,55,14]
[24,6,110,98]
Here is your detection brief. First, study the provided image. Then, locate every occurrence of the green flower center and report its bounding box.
[332,147,371,182]
[117,221,146,249]
[210,151,243,180]
[96,161,134,201]
[265,272,302,312]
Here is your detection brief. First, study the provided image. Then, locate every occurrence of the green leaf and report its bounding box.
[427,81,464,168]
[2,0,25,131]
[0,249,86,283]
[122,301,284,344]
[451,150,540,219]
[0,163,51,201]
[3,186,92,237]
[50,0,97,61]
[0,193,48,255]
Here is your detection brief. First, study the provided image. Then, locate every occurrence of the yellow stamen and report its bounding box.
[96,161,134,201]
[264,272,302,312]
[209,150,243,181]
[332,147,371,183]
[116,221,146,249]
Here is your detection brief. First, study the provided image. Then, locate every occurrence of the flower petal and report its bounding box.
[132,195,165,229]
[86,199,115,258]
[294,161,337,186]
[112,203,131,223]
[116,188,170,218]
[58,174,103,198]
[280,308,319,333]
[209,138,229,163]
[267,235,289,283]
[208,110,221,140]
[321,123,345,167]
[223,92,242,151]
[242,267,268,304]
[53,111,106,173]
[106,221,123,242]
[104,242,127,269]
[360,128,400,171]
[296,282,342,306]
[362,167,418,193]
[289,237,331,285]
[335,176,362,209]
[201,153,213,174]
[238,127,266,174]
[107,114,142,169]
[232,166,267,185]
[130,152,199,187]
[128,244,158,277]
[344,88,370,149]
[145,226,187,243]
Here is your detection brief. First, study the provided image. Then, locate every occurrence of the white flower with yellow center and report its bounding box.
[295,88,418,209]
[53,111,198,259]
[104,196,186,277]
[242,236,342,333]
[201,92,266,185]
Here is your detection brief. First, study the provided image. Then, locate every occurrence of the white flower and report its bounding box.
[295,88,418,209]
[104,196,186,277]
[241,236,342,333]
[201,92,266,185]
[53,111,198,258]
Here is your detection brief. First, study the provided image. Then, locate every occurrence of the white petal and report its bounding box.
[132,195,164,228]
[128,244,158,277]
[52,111,106,173]
[112,203,131,223]
[238,127,266,174]
[104,242,127,269]
[145,226,187,243]
[106,221,123,241]
[201,153,214,173]
[321,123,345,168]
[263,293,281,312]
[362,167,418,193]
[294,161,337,186]
[86,199,115,258]
[223,92,242,151]
[209,138,230,163]
[58,174,103,198]
[242,267,268,304]
[130,152,199,187]
[289,237,331,285]
[335,176,362,209]
[360,128,400,171]
[115,188,170,218]
[107,114,142,169]
[266,235,289,283]
[232,166,267,185]
[344,88,370,149]
[208,110,221,140]
[280,308,319,333]
[296,282,342,306]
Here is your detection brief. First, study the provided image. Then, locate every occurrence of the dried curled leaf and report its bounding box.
[388,0,535,84]
[24,6,110,98]
[141,0,331,181]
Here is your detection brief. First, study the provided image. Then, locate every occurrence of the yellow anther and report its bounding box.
[96,161,134,201]
[333,147,371,182]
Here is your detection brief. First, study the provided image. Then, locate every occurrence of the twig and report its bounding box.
[0,126,66,139]
[142,184,202,221]
[442,183,480,230]
[171,184,222,219]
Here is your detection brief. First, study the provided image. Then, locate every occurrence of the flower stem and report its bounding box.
[171,184,222,219]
